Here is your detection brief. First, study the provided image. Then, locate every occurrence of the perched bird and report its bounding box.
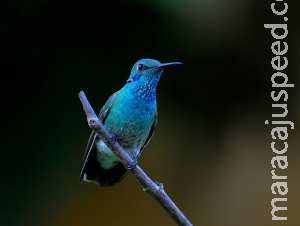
[80,58,182,186]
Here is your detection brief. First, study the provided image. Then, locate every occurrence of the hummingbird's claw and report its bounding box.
[126,162,137,170]
[127,157,137,170]
[110,133,118,144]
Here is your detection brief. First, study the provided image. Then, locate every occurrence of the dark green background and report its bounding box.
[1,0,299,225]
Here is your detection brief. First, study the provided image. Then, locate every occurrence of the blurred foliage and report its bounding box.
[1,0,299,225]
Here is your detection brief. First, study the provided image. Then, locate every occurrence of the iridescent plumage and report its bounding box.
[80,59,181,186]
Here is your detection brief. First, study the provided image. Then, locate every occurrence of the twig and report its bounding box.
[78,91,193,226]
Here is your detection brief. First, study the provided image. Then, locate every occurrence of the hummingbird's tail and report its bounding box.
[98,163,129,186]
[83,163,128,187]
[80,143,129,187]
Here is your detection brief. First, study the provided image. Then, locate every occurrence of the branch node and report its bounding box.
[143,187,149,192]
[88,118,99,128]
[156,182,164,190]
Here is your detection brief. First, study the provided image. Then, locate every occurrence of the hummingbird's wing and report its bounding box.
[98,92,118,122]
[79,92,119,183]
[79,130,97,180]
[138,110,158,158]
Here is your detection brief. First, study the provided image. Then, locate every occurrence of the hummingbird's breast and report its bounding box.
[96,89,157,169]
[106,92,156,148]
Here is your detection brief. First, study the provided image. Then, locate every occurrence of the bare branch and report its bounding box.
[78,91,193,226]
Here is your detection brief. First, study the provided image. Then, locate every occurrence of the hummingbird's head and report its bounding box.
[125,58,181,101]
[126,58,182,85]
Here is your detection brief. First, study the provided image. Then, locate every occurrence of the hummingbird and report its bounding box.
[80,58,182,186]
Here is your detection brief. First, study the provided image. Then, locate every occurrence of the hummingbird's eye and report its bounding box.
[137,63,145,71]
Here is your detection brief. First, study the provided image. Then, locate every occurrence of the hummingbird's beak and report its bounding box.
[154,62,182,68]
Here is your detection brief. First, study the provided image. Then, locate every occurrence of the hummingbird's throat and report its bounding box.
[135,80,158,101]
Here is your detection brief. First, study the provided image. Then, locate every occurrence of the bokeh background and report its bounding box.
[1,0,299,225]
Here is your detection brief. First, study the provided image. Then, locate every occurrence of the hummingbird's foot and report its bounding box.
[126,155,137,170]
[126,163,137,170]
[110,133,118,144]
[126,160,137,170]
